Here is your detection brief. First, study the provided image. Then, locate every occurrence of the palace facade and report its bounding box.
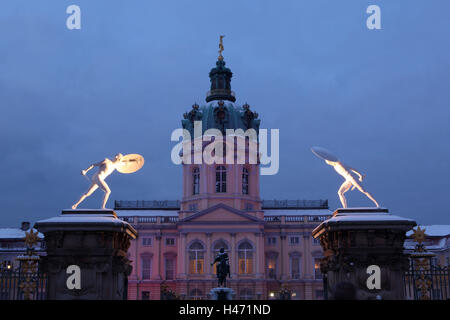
[114,51,332,300]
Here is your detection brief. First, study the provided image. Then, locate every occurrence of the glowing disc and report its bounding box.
[116,154,145,174]
[311,146,339,162]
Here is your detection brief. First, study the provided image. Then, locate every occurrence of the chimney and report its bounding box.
[21,221,30,231]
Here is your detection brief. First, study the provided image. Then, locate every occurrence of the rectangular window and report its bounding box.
[165,238,175,246]
[315,290,324,300]
[238,259,253,274]
[142,237,152,246]
[289,236,300,245]
[165,258,175,280]
[141,257,152,280]
[141,291,150,300]
[189,259,204,274]
[314,259,322,279]
[312,237,320,245]
[267,237,277,245]
[291,257,300,279]
[267,258,277,279]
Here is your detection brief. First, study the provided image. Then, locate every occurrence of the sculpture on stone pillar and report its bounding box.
[311,147,379,208]
[211,248,231,287]
[72,153,144,209]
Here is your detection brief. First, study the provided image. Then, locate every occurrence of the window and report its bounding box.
[165,238,175,246]
[240,288,253,300]
[189,203,198,212]
[238,241,253,274]
[314,258,322,279]
[165,258,175,280]
[141,256,152,280]
[1,260,12,271]
[315,290,324,300]
[193,168,200,195]
[215,166,227,193]
[308,215,328,222]
[242,168,249,195]
[142,237,152,246]
[312,237,321,245]
[212,239,229,274]
[289,236,300,246]
[267,237,277,246]
[266,255,277,279]
[290,255,301,279]
[141,291,150,300]
[244,203,253,211]
[189,289,203,300]
[189,241,204,274]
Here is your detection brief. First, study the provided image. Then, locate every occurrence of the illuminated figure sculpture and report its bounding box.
[311,147,379,208]
[72,153,144,209]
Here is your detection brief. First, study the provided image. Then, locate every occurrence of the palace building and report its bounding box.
[114,50,332,300]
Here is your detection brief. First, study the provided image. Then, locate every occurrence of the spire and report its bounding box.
[206,36,236,103]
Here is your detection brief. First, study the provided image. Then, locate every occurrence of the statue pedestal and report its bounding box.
[35,209,138,300]
[210,287,234,300]
[312,207,416,300]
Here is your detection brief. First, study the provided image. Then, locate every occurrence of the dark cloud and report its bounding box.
[1,0,449,227]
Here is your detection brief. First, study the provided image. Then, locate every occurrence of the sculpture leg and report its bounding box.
[338,181,352,208]
[72,183,98,209]
[353,182,380,207]
[97,179,111,209]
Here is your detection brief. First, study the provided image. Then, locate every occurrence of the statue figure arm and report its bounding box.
[350,168,364,181]
[82,161,103,175]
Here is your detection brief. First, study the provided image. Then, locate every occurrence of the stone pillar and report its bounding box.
[280,233,287,280]
[230,233,237,277]
[206,233,213,278]
[177,233,187,279]
[312,208,416,300]
[35,209,137,300]
[153,233,162,280]
[254,232,264,279]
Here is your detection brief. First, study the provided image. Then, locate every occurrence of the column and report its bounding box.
[230,233,237,277]
[177,233,187,279]
[152,233,162,280]
[206,233,213,278]
[254,232,264,278]
[280,233,287,280]
[303,233,312,279]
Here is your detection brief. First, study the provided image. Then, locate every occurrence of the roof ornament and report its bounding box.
[218,35,225,61]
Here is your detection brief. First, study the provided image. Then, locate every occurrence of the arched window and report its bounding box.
[141,256,152,280]
[189,288,203,300]
[212,239,229,274]
[242,167,249,195]
[215,166,226,193]
[238,241,253,275]
[193,167,200,195]
[188,241,204,274]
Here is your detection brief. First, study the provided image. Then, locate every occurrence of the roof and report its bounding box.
[0,228,43,240]
[115,208,331,217]
[114,199,329,210]
[406,225,450,237]
[264,209,332,216]
[116,210,178,217]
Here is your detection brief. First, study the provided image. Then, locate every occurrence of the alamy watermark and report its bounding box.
[170,121,279,175]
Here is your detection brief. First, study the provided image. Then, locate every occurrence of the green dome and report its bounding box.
[182,101,260,137]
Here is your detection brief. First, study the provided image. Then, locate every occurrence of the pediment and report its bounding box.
[181,203,260,223]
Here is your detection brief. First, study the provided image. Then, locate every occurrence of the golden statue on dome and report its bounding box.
[218,35,225,60]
